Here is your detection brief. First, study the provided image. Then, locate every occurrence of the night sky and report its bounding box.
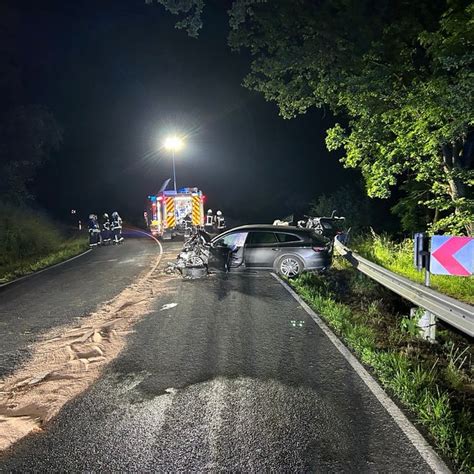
[7,0,358,224]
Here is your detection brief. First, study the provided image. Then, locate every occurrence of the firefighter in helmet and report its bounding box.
[101,213,111,244]
[111,211,123,244]
[88,214,100,247]
[216,210,225,230]
[205,209,213,232]
[205,209,213,226]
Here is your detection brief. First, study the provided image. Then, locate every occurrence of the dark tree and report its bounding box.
[0,3,62,204]
[149,0,474,234]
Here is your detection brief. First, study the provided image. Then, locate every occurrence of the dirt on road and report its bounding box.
[0,243,180,451]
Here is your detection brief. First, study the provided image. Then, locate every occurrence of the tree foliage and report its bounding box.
[0,106,62,203]
[0,3,62,204]
[151,0,474,235]
[309,185,374,233]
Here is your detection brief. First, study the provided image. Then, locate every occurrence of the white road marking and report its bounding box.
[0,228,163,289]
[272,273,450,474]
[160,303,178,311]
[131,229,163,278]
[0,249,92,289]
[122,228,163,277]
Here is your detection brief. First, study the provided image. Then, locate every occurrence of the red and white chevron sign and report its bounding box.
[430,236,474,276]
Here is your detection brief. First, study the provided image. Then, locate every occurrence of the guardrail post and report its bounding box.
[418,252,437,342]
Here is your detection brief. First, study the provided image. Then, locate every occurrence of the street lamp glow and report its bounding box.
[164,135,184,151]
[163,135,185,192]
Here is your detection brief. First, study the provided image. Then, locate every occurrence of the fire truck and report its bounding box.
[145,187,205,239]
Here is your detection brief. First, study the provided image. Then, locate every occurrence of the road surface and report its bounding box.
[0,252,441,472]
[0,231,160,378]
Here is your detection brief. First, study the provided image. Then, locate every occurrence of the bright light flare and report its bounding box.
[163,135,184,151]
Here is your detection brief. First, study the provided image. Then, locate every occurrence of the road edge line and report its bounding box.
[129,229,163,275]
[271,273,451,474]
[0,249,92,289]
[0,229,163,290]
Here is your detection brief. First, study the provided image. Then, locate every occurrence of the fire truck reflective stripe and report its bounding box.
[165,197,175,228]
[165,197,173,210]
[192,195,201,226]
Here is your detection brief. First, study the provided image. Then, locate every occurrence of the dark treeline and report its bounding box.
[154,0,474,235]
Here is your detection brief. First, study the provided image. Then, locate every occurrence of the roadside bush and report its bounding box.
[0,202,61,265]
[0,202,87,282]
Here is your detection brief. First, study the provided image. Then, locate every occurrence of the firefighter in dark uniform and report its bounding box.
[111,211,123,244]
[205,209,213,232]
[101,213,111,245]
[183,212,192,229]
[88,214,100,247]
[183,212,193,237]
[216,210,225,231]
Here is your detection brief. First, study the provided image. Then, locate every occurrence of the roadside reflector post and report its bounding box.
[413,233,436,342]
[414,232,428,270]
[422,251,436,342]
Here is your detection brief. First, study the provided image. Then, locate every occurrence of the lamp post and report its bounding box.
[163,135,184,192]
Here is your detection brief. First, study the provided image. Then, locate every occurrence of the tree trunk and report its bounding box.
[433,207,439,225]
[441,140,473,236]
[442,142,465,199]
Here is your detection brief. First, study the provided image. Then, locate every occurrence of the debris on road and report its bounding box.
[0,414,42,451]
[172,228,211,279]
[164,262,180,274]
[12,372,51,389]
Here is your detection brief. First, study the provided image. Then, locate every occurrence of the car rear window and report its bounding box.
[276,233,301,243]
[247,232,278,245]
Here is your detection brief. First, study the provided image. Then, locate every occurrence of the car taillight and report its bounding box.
[312,246,326,252]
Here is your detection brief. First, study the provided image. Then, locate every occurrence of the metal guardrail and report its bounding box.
[334,238,474,337]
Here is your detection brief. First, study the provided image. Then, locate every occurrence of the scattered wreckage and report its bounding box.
[167,216,342,279]
[274,211,347,242]
[167,228,212,279]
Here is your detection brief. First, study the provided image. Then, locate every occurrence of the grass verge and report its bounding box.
[351,232,474,304]
[0,236,88,284]
[291,261,473,472]
[0,202,88,284]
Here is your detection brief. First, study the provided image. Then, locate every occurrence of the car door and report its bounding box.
[208,231,248,271]
[244,231,280,268]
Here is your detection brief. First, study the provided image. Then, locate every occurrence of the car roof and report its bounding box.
[212,225,313,238]
[231,224,308,232]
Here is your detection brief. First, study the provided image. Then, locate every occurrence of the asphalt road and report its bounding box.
[0,230,160,378]
[1,259,437,472]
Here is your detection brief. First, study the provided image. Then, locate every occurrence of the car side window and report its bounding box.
[247,232,278,245]
[276,233,301,243]
[214,232,248,248]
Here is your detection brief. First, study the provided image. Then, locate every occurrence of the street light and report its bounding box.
[163,135,184,192]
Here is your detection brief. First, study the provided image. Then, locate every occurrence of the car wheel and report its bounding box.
[277,255,304,278]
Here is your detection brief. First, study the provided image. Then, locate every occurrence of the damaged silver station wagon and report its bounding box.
[207,225,333,277]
